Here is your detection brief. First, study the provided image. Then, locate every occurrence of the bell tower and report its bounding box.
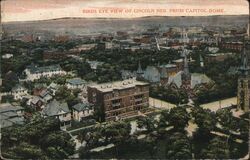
[237,40,250,112]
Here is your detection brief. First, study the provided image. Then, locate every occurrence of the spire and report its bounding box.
[182,28,190,76]
[183,51,190,76]
[239,40,250,76]
[137,60,143,74]
[200,54,204,67]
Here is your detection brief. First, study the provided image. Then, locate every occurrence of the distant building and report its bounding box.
[43,51,67,60]
[30,96,44,111]
[86,60,104,70]
[204,53,234,64]
[42,99,71,128]
[220,42,243,51]
[54,35,69,42]
[24,64,66,81]
[72,102,94,121]
[0,103,24,128]
[87,80,149,121]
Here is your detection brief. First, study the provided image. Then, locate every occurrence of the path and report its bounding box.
[149,97,176,110]
[201,97,237,112]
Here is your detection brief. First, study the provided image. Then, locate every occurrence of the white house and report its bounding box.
[72,102,94,122]
[24,64,67,81]
[11,85,28,100]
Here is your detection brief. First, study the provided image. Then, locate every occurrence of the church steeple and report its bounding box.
[182,28,190,76]
[137,60,143,74]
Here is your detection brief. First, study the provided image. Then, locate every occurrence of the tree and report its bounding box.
[201,137,230,159]
[2,117,75,159]
[40,132,75,159]
[101,121,131,157]
[55,86,80,107]
[192,106,216,138]
[168,107,190,131]
[165,132,192,159]
[10,142,46,159]
[136,116,156,133]
[216,109,237,133]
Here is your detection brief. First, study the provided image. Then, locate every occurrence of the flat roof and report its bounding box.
[88,80,149,92]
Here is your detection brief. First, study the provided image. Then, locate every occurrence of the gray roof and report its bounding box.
[0,103,24,113]
[67,78,86,85]
[72,102,93,112]
[8,117,24,124]
[2,111,18,118]
[31,96,43,104]
[39,90,50,98]
[27,64,62,74]
[42,100,70,116]
[0,119,13,128]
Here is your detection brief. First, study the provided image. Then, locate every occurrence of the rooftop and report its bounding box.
[0,103,24,113]
[42,99,70,116]
[89,79,149,92]
[159,64,177,68]
[67,78,86,85]
[72,102,93,112]
[27,64,63,74]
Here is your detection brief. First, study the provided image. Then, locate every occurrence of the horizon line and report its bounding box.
[2,14,249,24]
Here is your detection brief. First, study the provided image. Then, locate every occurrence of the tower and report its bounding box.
[181,28,191,88]
[237,40,250,112]
[200,54,204,67]
[136,60,144,79]
[182,28,190,77]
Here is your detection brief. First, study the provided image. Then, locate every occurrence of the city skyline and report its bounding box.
[1,0,249,22]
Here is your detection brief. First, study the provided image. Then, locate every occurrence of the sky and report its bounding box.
[1,0,249,22]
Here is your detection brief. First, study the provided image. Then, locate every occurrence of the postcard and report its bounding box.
[0,0,249,159]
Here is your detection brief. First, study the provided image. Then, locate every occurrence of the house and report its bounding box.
[24,64,67,81]
[47,82,59,95]
[11,85,28,100]
[0,103,24,128]
[30,96,44,111]
[32,83,47,96]
[66,78,87,90]
[42,99,71,128]
[72,102,94,121]
[39,90,53,103]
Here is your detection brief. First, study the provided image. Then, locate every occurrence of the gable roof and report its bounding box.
[72,102,93,112]
[42,99,70,116]
[0,103,24,113]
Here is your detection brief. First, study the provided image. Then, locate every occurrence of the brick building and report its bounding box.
[87,80,149,121]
